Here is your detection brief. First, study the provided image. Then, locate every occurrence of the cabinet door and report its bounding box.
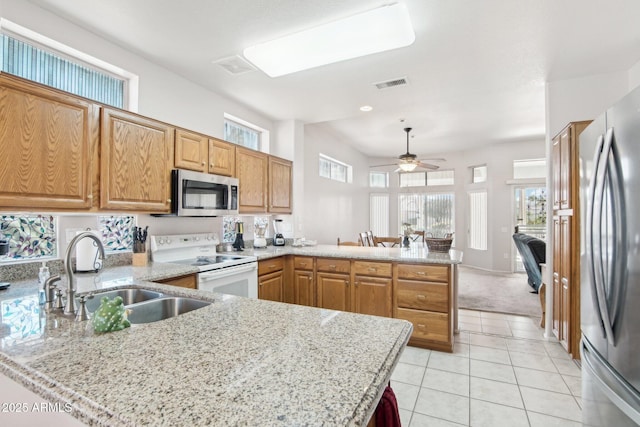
[258,270,283,302]
[294,270,315,307]
[353,276,392,317]
[175,129,207,172]
[268,156,292,213]
[100,108,174,212]
[552,216,562,340]
[236,147,268,213]
[209,138,235,176]
[552,135,561,211]
[0,75,97,209]
[560,215,571,350]
[155,274,197,289]
[317,272,350,312]
[559,128,572,210]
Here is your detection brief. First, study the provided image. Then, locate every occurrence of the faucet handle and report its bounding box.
[54,288,65,310]
[75,295,93,322]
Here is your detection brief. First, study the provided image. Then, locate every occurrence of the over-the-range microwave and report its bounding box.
[153,169,239,217]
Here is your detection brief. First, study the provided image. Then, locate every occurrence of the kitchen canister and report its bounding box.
[75,229,103,272]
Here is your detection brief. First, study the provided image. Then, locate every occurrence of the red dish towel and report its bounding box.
[375,385,401,427]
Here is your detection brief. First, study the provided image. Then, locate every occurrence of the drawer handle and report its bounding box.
[417,324,426,329]
[329,264,336,269]
[368,267,377,271]
[417,295,426,300]
[300,262,307,267]
[416,271,426,276]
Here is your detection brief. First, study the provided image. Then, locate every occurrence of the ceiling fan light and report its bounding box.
[399,162,417,172]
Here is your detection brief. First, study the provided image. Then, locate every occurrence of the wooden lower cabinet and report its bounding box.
[259,270,283,302]
[293,270,315,307]
[317,272,350,312]
[395,308,449,343]
[353,276,392,317]
[156,274,197,289]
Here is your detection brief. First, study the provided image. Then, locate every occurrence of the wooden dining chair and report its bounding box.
[337,237,360,246]
[359,232,372,247]
[373,236,401,247]
[411,231,426,243]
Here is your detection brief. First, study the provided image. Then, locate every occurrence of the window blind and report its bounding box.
[370,193,389,236]
[468,191,488,250]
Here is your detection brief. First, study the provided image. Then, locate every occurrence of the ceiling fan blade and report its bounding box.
[418,157,446,162]
[369,163,398,168]
[417,161,439,170]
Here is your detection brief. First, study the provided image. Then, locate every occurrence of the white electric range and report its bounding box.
[150,233,258,298]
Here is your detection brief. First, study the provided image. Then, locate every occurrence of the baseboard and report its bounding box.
[459,264,518,275]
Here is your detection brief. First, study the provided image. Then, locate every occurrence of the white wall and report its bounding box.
[629,58,640,91]
[303,123,370,244]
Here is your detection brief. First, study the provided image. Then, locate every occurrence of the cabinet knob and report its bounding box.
[368,267,377,272]
[417,295,426,300]
[87,194,93,199]
[416,271,425,276]
[167,199,172,203]
[210,163,214,168]
[329,264,336,269]
[201,161,206,166]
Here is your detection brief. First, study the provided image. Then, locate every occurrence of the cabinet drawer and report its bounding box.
[396,280,448,312]
[294,256,314,271]
[156,274,197,289]
[397,264,449,282]
[258,257,284,275]
[316,258,350,274]
[396,308,449,343]
[353,261,391,277]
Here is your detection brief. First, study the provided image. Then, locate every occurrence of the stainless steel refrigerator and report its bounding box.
[580,85,640,426]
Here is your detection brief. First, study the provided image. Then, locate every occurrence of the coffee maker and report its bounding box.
[232,222,245,251]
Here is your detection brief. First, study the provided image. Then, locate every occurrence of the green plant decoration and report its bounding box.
[92,296,131,333]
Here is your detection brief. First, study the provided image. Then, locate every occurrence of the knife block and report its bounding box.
[132,252,148,267]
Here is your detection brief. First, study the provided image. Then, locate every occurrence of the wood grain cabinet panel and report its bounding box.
[293,256,313,271]
[353,261,392,278]
[395,308,449,343]
[268,155,292,213]
[100,108,174,212]
[156,274,197,289]
[175,128,208,172]
[236,147,268,213]
[293,270,315,307]
[0,74,97,210]
[397,264,449,282]
[316,258,350,274]
[209,138,235,176]
[396,280,448,313]
[353,276,392,318]
[258,270,283,302]
[317,272,350,312]
[258,257,285,276]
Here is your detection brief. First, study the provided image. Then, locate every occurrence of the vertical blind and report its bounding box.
[370,193,389,236]
[468,191,488,250]
[398,193,455,237]
[1,34,125,108]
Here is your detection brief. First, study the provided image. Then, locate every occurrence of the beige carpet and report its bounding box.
[458,265,542,317]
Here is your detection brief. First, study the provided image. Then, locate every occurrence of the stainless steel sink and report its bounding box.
[83,288,164,313]
[126,297,211,324]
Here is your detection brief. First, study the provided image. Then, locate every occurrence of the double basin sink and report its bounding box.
[84,288,211,324]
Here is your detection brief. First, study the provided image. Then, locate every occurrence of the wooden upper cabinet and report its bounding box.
[552,121,591,212]
[100,108,174,212]
[209,138,235,176]
[0,74,98,210]
[551,137,562,211]
[174,128,208,172]
[236,146,268,213]
[268,156,292,214]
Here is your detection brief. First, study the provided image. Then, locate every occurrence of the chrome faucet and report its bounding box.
[63,232,105,316]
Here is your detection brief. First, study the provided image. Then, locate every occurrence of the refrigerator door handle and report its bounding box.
[587,133,608,338]
[592,128,617,345]
[582,339,640,425]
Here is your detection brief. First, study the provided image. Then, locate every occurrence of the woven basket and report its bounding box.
[425,238,453,252]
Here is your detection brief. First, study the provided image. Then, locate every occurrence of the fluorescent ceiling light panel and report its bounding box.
[243,3,415,77]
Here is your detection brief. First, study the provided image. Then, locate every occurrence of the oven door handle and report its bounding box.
[199,263,257,281]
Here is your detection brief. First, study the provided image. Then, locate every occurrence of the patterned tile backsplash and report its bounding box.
[0,295,44,346]
[222,216,270,242]
[0,215,57,260]
[98,215,134,252]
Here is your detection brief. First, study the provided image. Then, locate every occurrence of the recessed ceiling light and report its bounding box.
[243,3,415,77]
[360,105,373,112]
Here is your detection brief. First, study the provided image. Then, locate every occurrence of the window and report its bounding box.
[319,154,352,183]
[0,215,57,261]
[513,159,546,179]
[400,172,426,187]
[427,170,455,186]
[468,191,488,250]
[224,118,261,150]
[399,193,455,237]
[1,20,135,109]
[370,194,389,236]
[472,165,487,183]
[369,172,389,188]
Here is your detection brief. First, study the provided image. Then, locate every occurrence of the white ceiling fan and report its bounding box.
[370,127,444,172]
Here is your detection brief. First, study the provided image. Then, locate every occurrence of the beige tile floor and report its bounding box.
[391,309,583,426]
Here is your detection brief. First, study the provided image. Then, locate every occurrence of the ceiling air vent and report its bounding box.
[212,55,256,75]
[374,77,409,90]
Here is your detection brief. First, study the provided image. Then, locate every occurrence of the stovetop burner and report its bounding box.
[191,255,245,266]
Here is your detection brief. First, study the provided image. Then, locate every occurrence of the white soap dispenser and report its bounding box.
[38,261,50,304]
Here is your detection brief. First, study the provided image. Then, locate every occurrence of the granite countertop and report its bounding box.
[0,264,412,426]
[236,244,464,265]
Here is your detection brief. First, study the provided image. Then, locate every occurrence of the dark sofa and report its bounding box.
[512,233,546,293]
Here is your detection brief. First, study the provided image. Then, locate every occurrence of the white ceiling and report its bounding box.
[26,0,640,158]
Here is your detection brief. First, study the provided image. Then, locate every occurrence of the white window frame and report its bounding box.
[369,171,389,188]
[0,18,138,111]
[426,169,455,187]
[319,153,352,183]
[472,165,487,183]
